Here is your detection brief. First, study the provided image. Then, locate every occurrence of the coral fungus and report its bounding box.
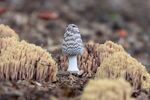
[0,24,19,40]
[95,52,150,92]
[0,39,57,81]
[0,24,57,82]
[97,40,124,63]
[81,79,134,100]
[60,41,124,76]
[0,37,17,50]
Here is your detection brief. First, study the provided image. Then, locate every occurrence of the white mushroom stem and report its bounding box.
[67,55,79,73]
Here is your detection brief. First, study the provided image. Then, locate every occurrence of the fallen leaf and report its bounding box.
[37,11,59,20]
[117,29,128,38]
[0,7,7,14]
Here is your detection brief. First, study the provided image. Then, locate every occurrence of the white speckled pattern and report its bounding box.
[62,24,84,56]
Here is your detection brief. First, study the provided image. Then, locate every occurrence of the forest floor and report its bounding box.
[0,0,150,100]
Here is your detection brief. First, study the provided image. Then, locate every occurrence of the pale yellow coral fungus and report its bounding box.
[0,39,57,81]
[97,40,125,63]
[95,52,150,92]
[0,37,18,50]
[0,24,19,40]
[81,79,134,100]
[60,41,124,75]
[0,24,57,82]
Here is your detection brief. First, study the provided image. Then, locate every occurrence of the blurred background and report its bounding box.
[0,0,149,67]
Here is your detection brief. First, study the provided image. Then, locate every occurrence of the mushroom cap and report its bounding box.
[62,24,84,56]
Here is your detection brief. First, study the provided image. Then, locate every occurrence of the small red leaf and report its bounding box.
[117,29,128,38]
[0,7,7,14]
[38,11,59,20]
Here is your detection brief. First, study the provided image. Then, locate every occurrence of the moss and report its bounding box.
[95,52,150,92]
[60,41,124,76]
[81,79,134,100]
[0,24,19,40]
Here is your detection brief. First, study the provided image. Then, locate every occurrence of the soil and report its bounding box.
[0,72,149,100]
[0,72,91,100]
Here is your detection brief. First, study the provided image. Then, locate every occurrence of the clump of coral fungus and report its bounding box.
[0,24,57,82]
[95,52,150,92]
[60,41,124,76]
[81,79,134,100]
[0,24,19,40]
